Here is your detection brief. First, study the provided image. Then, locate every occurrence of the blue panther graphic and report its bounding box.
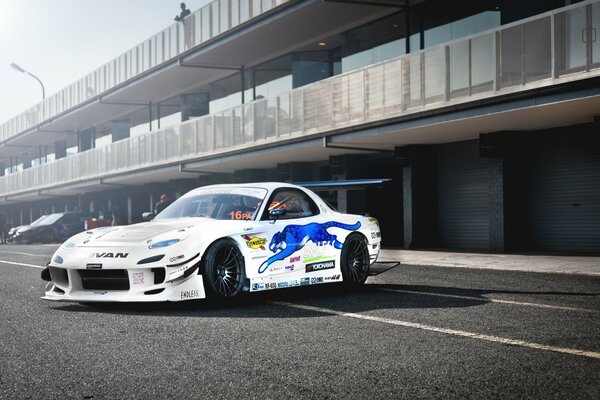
[258,221,361,273]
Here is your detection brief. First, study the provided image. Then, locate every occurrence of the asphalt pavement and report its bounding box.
[0,244,599,399]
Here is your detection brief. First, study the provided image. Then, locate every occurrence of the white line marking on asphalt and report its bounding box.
[0,251,50,257]
[272,301,600,360]
[0,260,45,269]
[381,288,599,313]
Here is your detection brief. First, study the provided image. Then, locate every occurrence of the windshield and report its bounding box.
[36,213,63,226]
[155,187,268,221]
[30,215,51,226]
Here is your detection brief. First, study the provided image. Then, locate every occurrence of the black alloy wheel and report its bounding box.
[203,239,246,299]
[341,233,370,285]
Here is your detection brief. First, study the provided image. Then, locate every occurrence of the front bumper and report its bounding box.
[42,265,206,302]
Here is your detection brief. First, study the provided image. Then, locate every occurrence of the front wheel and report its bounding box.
[202,239,246,299]
[340,233,370,286]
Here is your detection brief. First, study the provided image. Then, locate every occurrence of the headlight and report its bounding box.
[62,241,76,249]
[149,238,181,249]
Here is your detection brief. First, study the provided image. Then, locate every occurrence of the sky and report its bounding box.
[0,0,210,124]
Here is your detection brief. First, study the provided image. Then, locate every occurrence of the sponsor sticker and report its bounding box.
[302,242,331,262]
[284,265,295,272]
[86,263,102,269]
[324,274,341,281]
[169,254,185,263]
[277,281,289,289]
[371,231,381,239]
[132,272,144,285]
[90,252,128,258]
[306,260,335,273]
[270,265,284,273]
[167,266,188,277]
[266,283,277,290]
[289,256,301,263]
[243,235,267,250]
[289,280,300,287]
[180,290,200,299]
[310,277,324,284]
[300,278,310,286]
[251,283,265,291]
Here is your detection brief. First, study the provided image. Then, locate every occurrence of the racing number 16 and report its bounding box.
[229,211,252,220]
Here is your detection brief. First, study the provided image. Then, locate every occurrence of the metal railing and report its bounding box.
[0,0,290,143]
[2,0,600,198]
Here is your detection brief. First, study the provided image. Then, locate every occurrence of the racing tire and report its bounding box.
[202,239,246,300]
[340,233,370,286]
[41,230,56,244]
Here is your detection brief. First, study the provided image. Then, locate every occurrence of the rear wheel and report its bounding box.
[340,233,370,286]
[202,239,246,299]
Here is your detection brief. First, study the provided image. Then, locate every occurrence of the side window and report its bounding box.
[61,214,75,224]
[262,189,320,220]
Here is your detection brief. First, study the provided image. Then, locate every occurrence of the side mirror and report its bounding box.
[142,212,155,221]
[269,208,286,220]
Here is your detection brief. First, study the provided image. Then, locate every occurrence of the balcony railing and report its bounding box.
[0,0,291,143]
[2,0,600,198]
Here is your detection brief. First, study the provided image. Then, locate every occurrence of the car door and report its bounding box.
[255,188,325,283]
[59,214,79,239]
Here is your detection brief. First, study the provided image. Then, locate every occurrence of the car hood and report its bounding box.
[76,218,211,246]
[18,225,38,233]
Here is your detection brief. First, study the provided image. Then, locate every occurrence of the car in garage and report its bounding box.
[41,182,381,303]
[16,212,87,244]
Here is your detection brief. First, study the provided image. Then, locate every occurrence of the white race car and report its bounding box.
[42,182,381,302]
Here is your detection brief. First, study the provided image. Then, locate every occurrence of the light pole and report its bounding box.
[11,63,46,100]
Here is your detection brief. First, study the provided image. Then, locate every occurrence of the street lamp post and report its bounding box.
[11,63,46,100]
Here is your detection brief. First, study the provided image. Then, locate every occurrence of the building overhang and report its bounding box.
[1,0,404,157]
[2,86,599,207]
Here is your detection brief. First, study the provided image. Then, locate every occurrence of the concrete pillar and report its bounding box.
[345,155,367,215]
[54,140,67,159]
[78,128,95,152]
[398,145,438,249]
[402,166,414,248]
[0,162,4,177]
[21,153,32,170]
[488,158,504,251]
[112,120,131,142]
[327,155,368,215]
[180,93,210,122]
[127,197,132,225]
[485,132,531,252]
[480,132,528,252]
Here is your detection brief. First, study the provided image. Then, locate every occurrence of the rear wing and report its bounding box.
[293,179,391,191]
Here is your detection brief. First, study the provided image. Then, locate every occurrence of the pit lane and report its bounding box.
[1,243,599,399]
